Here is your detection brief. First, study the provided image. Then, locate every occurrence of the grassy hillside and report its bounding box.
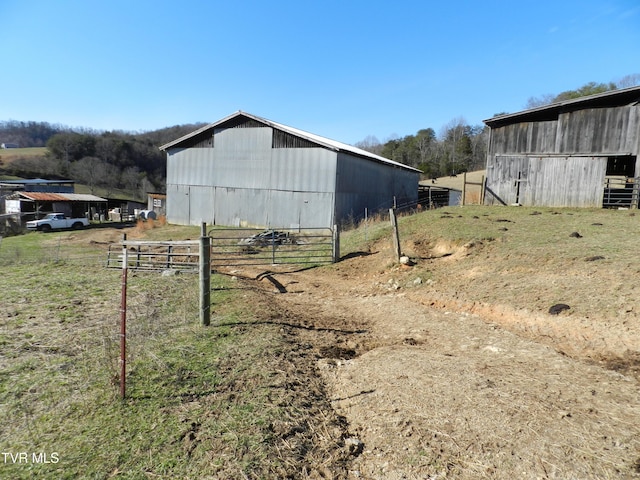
[0,147,48,164]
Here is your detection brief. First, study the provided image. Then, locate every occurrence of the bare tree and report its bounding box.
[69,157,113,194]
[525,93,557,109]
[355,135,383,155]
[616,73,640,88]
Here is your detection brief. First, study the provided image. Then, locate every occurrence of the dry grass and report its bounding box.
[0,226,350,478]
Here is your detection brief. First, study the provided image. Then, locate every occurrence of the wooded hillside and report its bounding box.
[0,121,204,199]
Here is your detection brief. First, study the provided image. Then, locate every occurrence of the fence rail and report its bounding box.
[106,240,200,271]
[603,177,640,209]
[208,228,335,267]
[105,227,336,271]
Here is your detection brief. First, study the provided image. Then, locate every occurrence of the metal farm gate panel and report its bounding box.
[208,227,336,267]
[106,228,337,271]
[106,240,200,271]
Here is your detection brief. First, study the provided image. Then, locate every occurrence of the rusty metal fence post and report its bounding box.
[200,222,211,326]
[120,234,128,400]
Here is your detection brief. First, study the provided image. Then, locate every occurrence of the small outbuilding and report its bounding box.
[147,193,166,218]
[483,86,640,208]
[13,192,107,220]
[160,111,421,228]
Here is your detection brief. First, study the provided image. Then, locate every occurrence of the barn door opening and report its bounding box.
[603,156,637,208]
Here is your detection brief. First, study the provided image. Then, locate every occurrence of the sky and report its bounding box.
[1,0,639,145]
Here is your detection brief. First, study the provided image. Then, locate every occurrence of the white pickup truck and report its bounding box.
[26,213,90,232]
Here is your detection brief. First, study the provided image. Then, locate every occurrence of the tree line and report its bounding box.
[355,119,489,179]
[0,121,203,199]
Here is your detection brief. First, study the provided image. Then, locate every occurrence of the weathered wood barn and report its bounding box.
[483,86,640,208]
[160,111,421,228]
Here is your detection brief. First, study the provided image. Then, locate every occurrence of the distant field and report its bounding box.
[424,169,487,190]
[0,147,48,163]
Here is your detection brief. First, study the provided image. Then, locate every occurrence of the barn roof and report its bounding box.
[17,192,107,202]
[484,85,640,128]
[160,111,422,173]
[0,178,75,185]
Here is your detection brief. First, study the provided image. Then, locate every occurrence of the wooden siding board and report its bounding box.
[629,105,640,156]
[485,103,639,208]
[485,155,529,205]
[527,157,606,207]
[558,107,635,154]
[488,155,606,207]
[487,121,557,155]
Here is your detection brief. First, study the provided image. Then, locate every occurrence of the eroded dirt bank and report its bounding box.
[229,248,640,479]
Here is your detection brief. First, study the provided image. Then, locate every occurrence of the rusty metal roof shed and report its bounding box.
[17,192,107,202]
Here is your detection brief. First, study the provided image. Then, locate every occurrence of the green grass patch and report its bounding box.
[0,228,314,479]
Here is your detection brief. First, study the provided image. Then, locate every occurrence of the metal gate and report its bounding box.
[106,240,200,271]
[208,227,336,267]
[106,227,337,270]
[603,176,640,208]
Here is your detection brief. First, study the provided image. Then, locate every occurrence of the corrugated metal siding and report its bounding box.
[270,148,336,192]
[167,148,215,186]
[187,186,215,225]
[166,184,190,225]
[165,186,335,228]
[335,153,419,222]
[167,126,339,227]
[265,190,334,228]
[166,124,419,228]
[212,187,267,227]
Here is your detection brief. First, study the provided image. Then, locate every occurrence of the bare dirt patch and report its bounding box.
[227,225,640,479]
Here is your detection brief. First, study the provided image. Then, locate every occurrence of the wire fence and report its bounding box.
[0,235,105,267]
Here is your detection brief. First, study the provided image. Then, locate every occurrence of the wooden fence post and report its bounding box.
[200,222,211,326]
[389,208,401,263]
[332,225,340,263]
[461,172,467,206]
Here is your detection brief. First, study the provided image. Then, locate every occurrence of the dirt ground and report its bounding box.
[225,240,640,479]
[67,225,640,478]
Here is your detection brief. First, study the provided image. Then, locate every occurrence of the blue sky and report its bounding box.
[1,0,638,144]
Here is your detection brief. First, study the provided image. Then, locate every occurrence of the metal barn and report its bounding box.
[160,112,421,228]
[483,86,640,208]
